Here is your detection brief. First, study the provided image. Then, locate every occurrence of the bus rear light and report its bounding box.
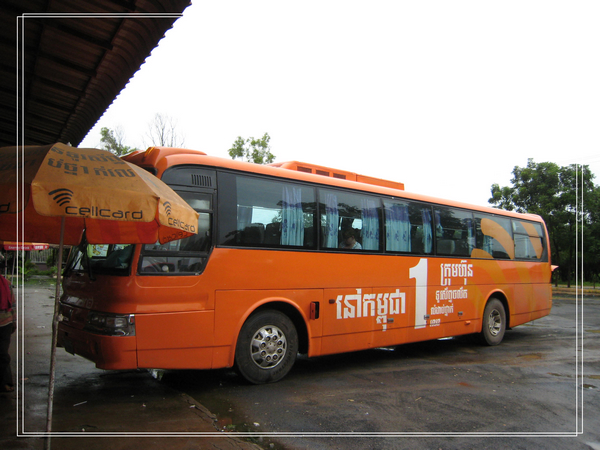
[85,312,136,336]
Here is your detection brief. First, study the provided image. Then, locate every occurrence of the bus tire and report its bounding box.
[234,310,298,384]
[480,298,506,346]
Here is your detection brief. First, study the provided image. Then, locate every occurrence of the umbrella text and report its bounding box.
[47,158,135,177]
[65,206,143,220]
[168,218,196,232]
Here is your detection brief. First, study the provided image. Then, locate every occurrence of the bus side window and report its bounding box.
[513,220,544,259]
[383,201,433,255]
[319,189,382,251]
[384,200,411,252]
[434,207,474,257]
[473,214,513,259]
[217,173,316,249]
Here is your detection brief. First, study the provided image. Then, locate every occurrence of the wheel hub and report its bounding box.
[488,309,502,336]
[250,325,287,369]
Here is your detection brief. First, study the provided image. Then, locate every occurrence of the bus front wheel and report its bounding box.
[234,310,298,384]
[480,298,506,346]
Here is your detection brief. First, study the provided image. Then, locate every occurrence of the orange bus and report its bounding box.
[57,147,553,384]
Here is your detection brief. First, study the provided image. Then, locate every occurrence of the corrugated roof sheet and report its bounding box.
[1,0,190,148]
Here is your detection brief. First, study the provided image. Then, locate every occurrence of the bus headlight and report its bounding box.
[85,312,136,336]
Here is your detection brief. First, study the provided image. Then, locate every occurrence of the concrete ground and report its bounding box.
[0,281,262,450]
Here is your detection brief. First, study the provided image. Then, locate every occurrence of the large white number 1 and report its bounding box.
[409,258,428,329]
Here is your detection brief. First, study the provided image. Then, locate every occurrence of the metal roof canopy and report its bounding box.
[1,0,190,148]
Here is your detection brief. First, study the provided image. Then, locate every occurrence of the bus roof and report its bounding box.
[123,147,544,223]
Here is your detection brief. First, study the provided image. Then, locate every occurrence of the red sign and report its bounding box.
[1,242,49,251]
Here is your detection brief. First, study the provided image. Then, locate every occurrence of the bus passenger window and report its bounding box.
[513,220,544,259]
[320,190,381,251]
[473,214,513,259]
[384,201,411,252]
[383,201,433,254]
[434,208,474,257]
[217,174,316,249]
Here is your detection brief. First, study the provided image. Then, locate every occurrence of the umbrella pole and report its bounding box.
[45,218,65,450]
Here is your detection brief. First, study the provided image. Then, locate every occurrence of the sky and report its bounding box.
[80,0,600,208]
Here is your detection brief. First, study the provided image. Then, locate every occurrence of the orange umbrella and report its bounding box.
[0,143,198,245]
[0,143,199,439]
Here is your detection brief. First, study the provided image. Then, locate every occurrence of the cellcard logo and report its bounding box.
[164,201,172,217]
[48,188,143,220]
[49,188,74,206]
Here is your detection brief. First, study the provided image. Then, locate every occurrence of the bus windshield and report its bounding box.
[67,243,134,276]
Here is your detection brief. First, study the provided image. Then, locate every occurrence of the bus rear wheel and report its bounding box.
[234,310,298,384]
[480,298,506,346]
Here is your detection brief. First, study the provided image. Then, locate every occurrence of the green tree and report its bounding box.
[489,159,598,287]
[583,180,600,287]
[228,133,275,165]
[99,127,134,156]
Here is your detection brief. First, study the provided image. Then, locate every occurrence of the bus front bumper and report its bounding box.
[57,324,138,370]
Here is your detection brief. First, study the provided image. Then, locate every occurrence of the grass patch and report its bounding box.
[554,283,599,290]
[24,277,57,288]
[5,275,56,288]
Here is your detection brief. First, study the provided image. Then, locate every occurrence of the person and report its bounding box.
[0,262,16,393]
[340,228,362,250]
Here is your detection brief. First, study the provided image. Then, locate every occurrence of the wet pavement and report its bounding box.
[0,281,262,450]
